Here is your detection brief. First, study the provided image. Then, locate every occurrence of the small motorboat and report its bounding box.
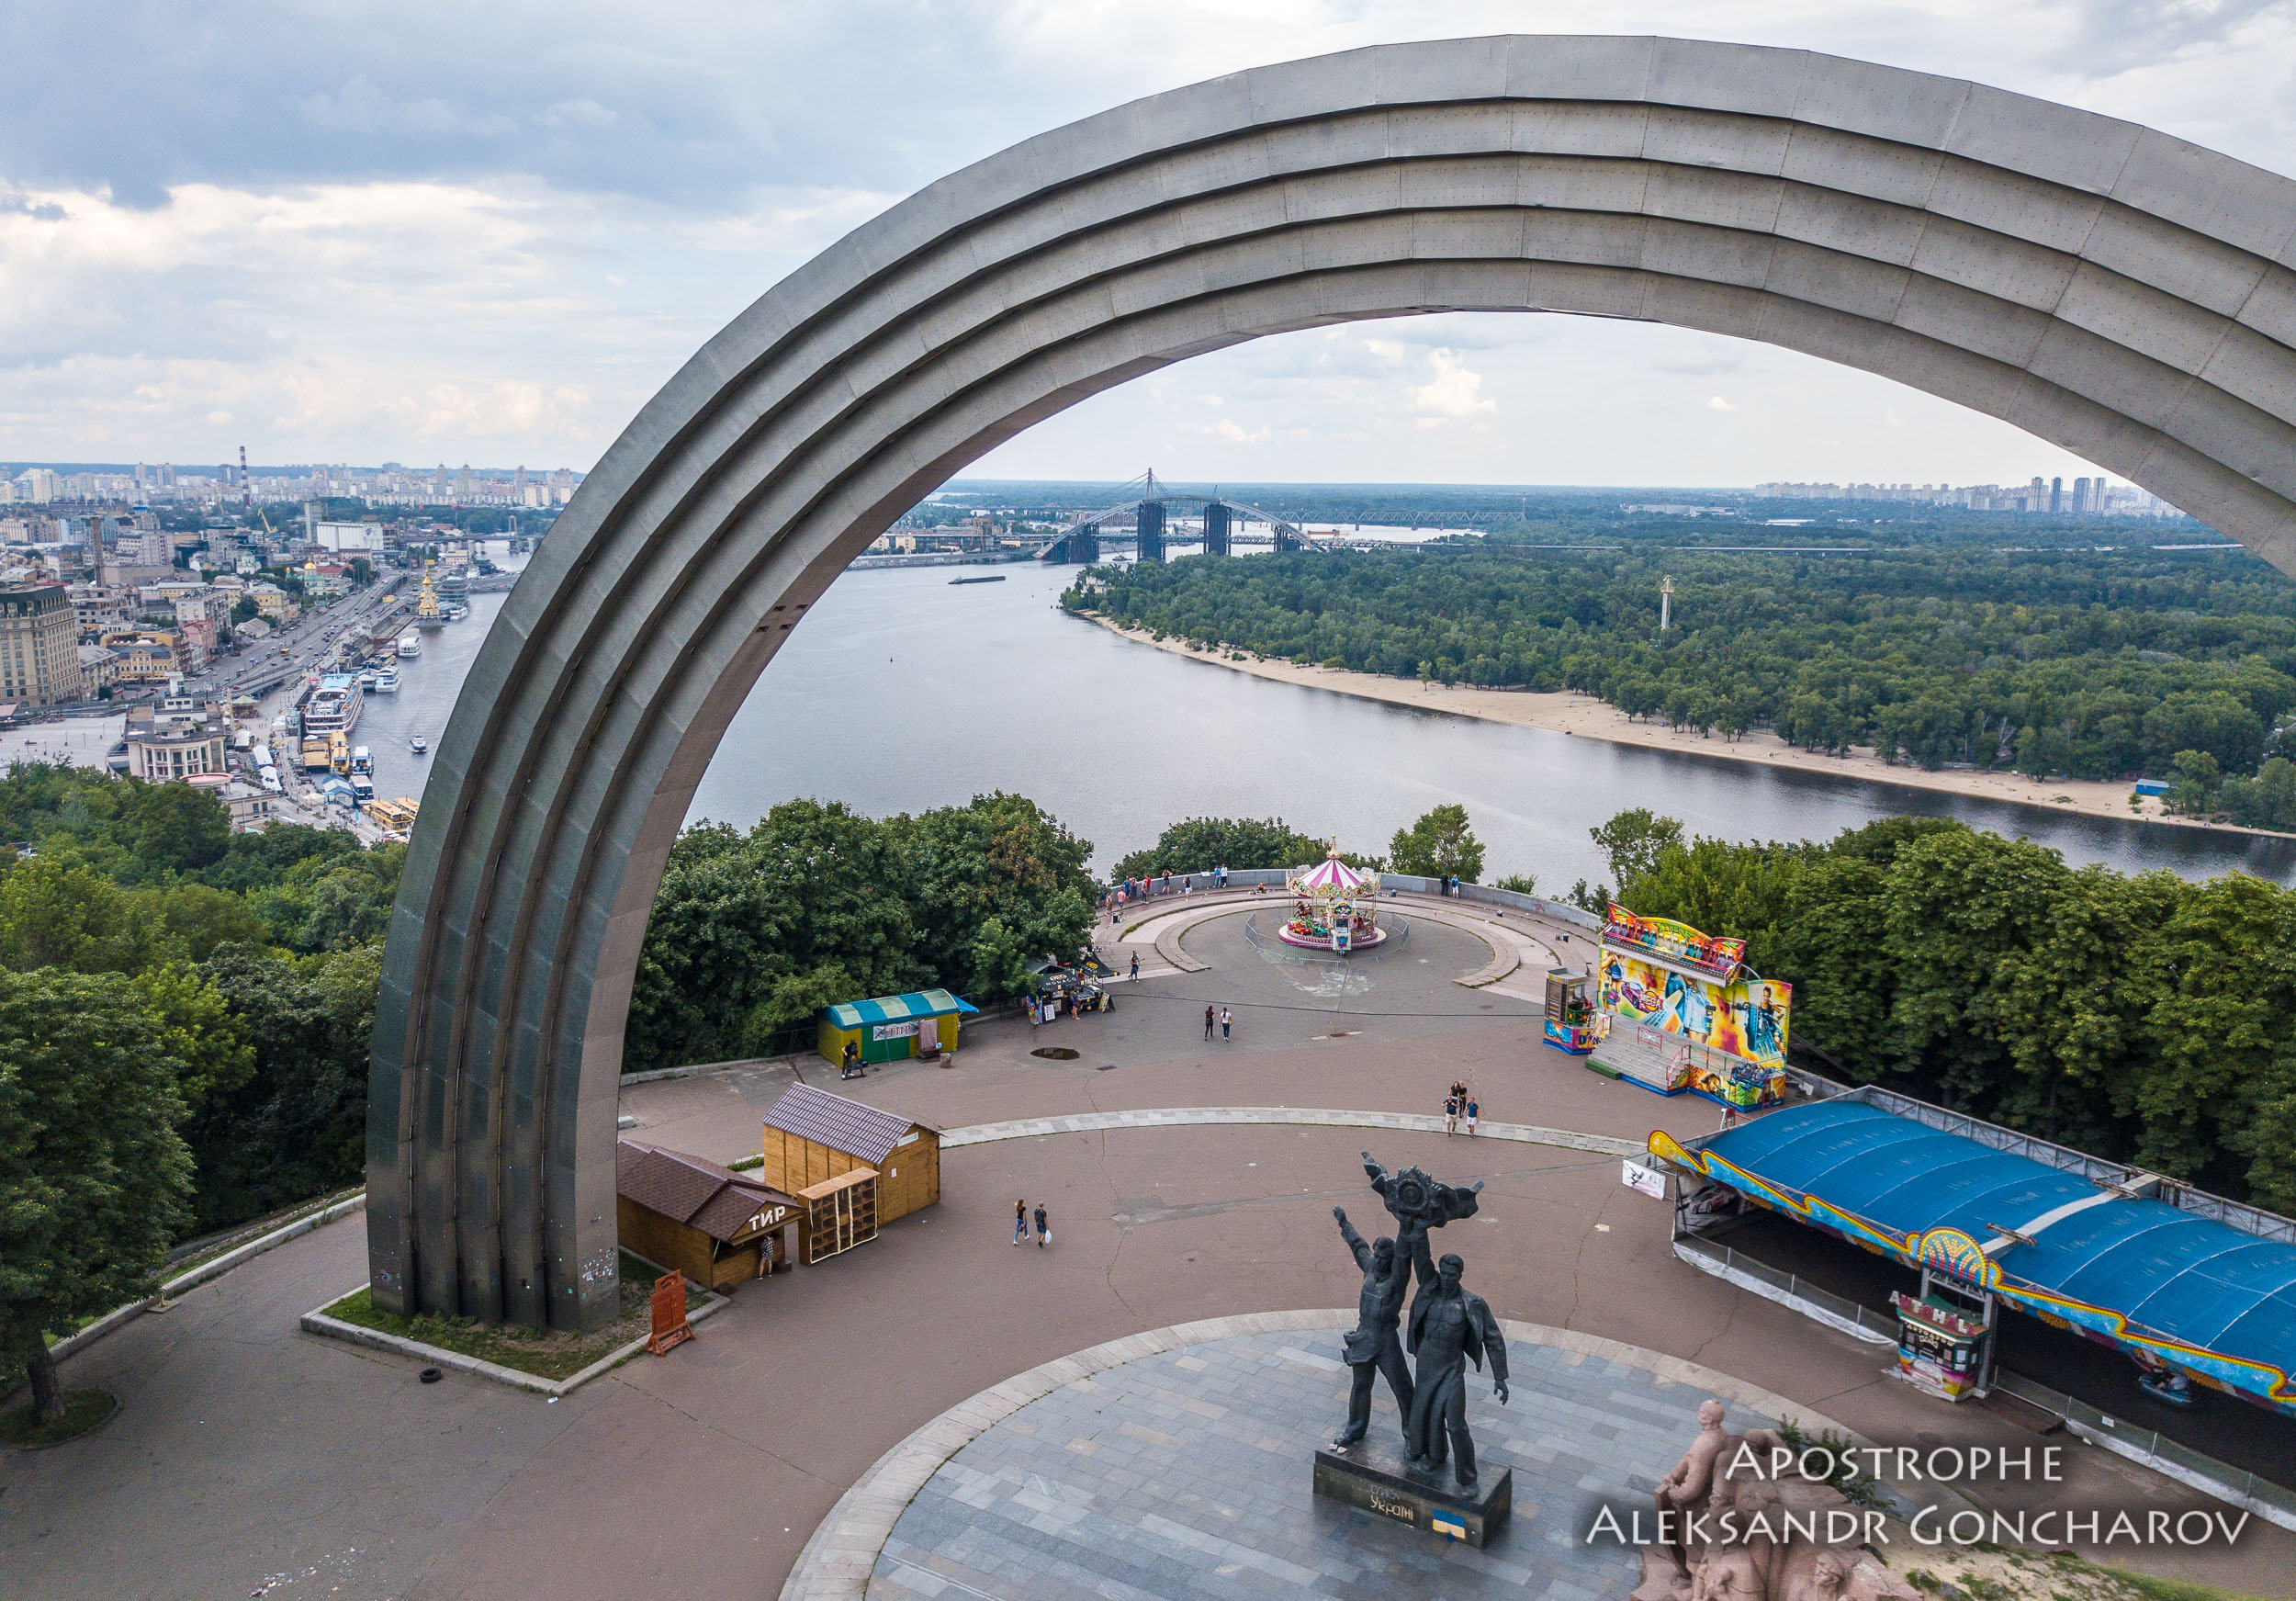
[411,733,430,755]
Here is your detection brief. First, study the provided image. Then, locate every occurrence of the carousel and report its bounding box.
[1279,846,1388,952]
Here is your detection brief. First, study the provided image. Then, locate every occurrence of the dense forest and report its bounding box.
[1600,812,2296,1212]
[1065,546,2296,806]
[624,793,1097,1072]
[0,764,398,1241]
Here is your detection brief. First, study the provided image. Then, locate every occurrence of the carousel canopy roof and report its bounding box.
[1293,851,1370,893]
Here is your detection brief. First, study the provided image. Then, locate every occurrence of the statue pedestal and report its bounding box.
[1312,1439,1512,1547]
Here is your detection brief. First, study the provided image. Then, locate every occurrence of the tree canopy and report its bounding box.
[1388,804,1485,881]
[0,968,196,1416]
[1609,811,2296,1212]
[627,793,1096,1072]
[1066,544,2296,784]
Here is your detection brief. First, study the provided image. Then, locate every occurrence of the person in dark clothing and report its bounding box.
[1034,1203,1050,1247]
[1204,1004,1215,1040]
[1013,1199,1028,1246]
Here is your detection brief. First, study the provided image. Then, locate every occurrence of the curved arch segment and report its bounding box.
[368,35,2296,1328]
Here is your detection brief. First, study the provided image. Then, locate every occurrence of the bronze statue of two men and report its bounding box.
[1332,1151,1510,1486]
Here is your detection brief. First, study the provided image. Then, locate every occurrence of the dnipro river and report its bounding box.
[359,561,2296,887]
[672,562,2296,888]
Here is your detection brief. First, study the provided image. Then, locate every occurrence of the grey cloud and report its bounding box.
[0,0,1123,210]
[2054,0,2295,70]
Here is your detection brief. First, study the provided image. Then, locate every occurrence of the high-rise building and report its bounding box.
[2049,476,2064,513]
[0,584,81,705]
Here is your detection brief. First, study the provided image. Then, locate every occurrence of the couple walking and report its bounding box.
[1444,1081,1479,1136]
[1202,1004,1232,1042]
[1013,1199,1050,1247]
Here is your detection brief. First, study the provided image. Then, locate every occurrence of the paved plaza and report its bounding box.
[871,1327,1755,1601]
[8,900,2292,1600]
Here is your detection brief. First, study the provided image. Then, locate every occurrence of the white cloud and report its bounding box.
[1706,395,1737,412]
[3,0,2293,477]
[1408,350,1498,421]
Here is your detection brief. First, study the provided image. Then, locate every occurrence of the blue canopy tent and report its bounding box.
[1652,1098,2296,1417]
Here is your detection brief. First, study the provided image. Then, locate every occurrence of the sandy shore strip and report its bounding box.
[1076,614,2289,840]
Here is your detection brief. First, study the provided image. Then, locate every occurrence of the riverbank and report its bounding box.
[1076,612,2282,840]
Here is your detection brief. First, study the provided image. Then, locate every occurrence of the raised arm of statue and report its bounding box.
[1361,1152,1390,1198]
[1334,1206,1371,1272]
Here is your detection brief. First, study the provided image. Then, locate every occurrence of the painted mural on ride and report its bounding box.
[1599,904,1793,1107]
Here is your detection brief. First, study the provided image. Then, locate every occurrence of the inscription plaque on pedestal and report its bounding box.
[1313,1439,1513,1547]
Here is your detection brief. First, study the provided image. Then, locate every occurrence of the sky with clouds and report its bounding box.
[4,1,2292,485]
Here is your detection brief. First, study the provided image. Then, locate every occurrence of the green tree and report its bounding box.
[119,783,231,877]
[888,792,1095,999]
[1387,804,1485,882]
[0,856,163,975]
[1109,816,1328,882]
[0,970,195,1418]
[1590,808,1686,896]
[186,945,373,1233]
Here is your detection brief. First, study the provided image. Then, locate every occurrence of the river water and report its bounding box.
[673,563,2296,888]
[356,561,2296,886]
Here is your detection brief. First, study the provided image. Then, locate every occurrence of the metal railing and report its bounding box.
[1990,1370,2296,1529]
[1672,1231,1899,1342]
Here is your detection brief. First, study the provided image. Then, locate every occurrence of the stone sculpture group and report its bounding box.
[1332,1152,1510,1486]
[1634,1400,1921,1601]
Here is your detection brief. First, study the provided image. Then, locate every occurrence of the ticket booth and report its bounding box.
[1890,1290,1992,1401]
[1543,970,1599,1054]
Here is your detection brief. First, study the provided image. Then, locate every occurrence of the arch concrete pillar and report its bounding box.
[368,35,2296,1327]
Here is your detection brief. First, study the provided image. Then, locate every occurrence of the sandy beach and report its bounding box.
[1076,614,2279,839]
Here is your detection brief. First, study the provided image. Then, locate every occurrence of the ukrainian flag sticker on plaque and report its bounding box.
[1432,1509,1468,1540]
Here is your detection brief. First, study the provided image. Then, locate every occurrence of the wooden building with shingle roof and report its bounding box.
[615,1139,802,1291]
[758,1083,940,1262]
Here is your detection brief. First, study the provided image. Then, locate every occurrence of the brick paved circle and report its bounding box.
[866,1325,1771,1601]
[781,1312,1849,1601]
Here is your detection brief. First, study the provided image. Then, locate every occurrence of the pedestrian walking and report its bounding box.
[1221,1006,1232,1041]
[1014,1199,1028,1246]
[1444,1093,1459,1135]
[1130,953,1140,980]
[1204,1004,1216,1040]
[1465,1097,1479,1136]
[1034,1203,1050,1247]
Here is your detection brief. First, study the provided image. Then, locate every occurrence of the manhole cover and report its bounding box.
[1031,1047,1081,1060]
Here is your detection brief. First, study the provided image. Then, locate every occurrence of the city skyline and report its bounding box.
[6,4,2296,487]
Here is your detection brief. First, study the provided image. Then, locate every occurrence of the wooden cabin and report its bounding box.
[758,1083,940,1262]
[615,1140,803,1291]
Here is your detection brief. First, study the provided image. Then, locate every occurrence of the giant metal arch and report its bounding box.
[369,35,2296,1328]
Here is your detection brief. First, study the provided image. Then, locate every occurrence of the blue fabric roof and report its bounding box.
[1701,1101,2296,1402]
[824,989,977,1029]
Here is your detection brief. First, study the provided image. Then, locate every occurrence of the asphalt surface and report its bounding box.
[7,919,2290,1601]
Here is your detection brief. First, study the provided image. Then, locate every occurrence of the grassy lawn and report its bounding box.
[0,1388,119,1450]
[318,1251,717,1382]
